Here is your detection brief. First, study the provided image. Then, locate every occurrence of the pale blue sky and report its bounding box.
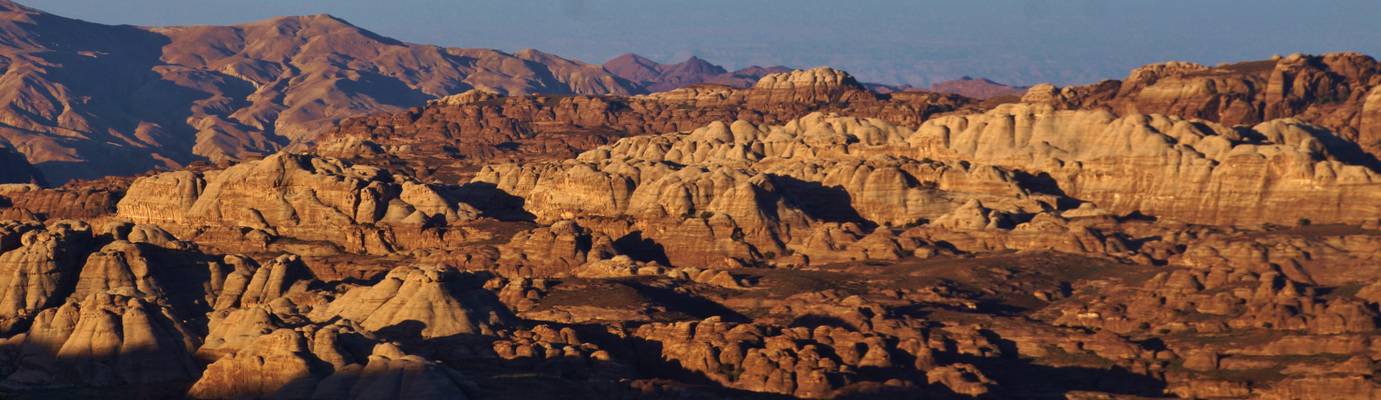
[22,0,1381,86]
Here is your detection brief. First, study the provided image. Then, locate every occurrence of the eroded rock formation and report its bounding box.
[316,67,975,182]
[1024,52,1381,162]
[116,153,480,254]
[912,103,1381,225]
[313,266,511,338]
[0,40,1379,399]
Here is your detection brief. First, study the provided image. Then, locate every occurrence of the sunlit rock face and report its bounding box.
[912,103,1381,225]
[1025,52,1381,162]
[473,113,1055,267]
[116,153,480,255]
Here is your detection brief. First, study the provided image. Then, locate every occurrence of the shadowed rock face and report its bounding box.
[0,145,41,186]
[2,292,201,389]
[0,1,639,184]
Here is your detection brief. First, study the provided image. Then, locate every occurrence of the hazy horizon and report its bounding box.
[23,0,1381,86]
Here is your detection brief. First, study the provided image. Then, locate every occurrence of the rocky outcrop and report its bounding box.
[198,299,310,359]
[0,292,200,389]
[222,254,317,310]
[473,113,1063,266]
[313,266,511,338]
[187,328,326,399]
[0,177,127,220]
[632,315,947,398]
[1025,52,1381,161]
[1361,85,1381,153]
[912,103,1381,225]
[499,221,616,277]
[926,363,994,396]
[0,221,41,254]
[310,341,474,400]
[72,240,196,309]
[572,255,748,289]
[749,67,867,104]
[188,325,473,400]
[116,153,480,254]
[902,207,1135,260]
[0,221,95,332]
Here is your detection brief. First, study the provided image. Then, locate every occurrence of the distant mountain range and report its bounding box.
[865,76,1026,100]
[602,53,794,92]
[602,53,1025,100]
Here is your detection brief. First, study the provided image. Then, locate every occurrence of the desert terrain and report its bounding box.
[0,1,1380,399]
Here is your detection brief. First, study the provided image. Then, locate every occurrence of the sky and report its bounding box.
[23,0,1381,86]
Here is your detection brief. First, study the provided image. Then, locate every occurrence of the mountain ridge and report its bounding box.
[0,1,639,183]
[603,52,791,91]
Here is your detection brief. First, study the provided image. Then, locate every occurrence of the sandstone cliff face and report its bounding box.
[0,1,639,183]
[115,153,479,254]
[188,328,326,399]
[316,67,974,182]
[0,221,94,332]
[1025,52,1381,162]
[0,177,126,220]
[912,103,1381,225]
